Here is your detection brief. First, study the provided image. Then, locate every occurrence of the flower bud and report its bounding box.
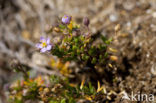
[83,17,90,27]
[62,15,71,24]
[53,27,60,32]
[110,56,118,61]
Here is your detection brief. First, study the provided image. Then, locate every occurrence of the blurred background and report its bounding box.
[0,0,156,102]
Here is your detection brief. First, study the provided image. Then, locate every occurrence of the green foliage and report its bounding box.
[50,75,60,84]
[49,16,112,66]
[80,82,96,95]
[8,75,107,103]
[9,16,115,103]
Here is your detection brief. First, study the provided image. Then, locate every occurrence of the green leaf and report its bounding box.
[101,36,107,42]
[80,36,85,41]
[88,49,93,55]
[68,97,76,103]
[76,49,81,55]
[50,75,60,84]
[59,24,66,29]
[104,52,108,57]
[91,58,97,64]
[88,82,96,95]
[80,47,84,52]
[74,38,79,43]
[49,100,59,103]
[99,55,103,59]
[72,45,77,51]
[105,38,112,44]
[101,36,112,44]
[85,55,89,60]
[61,98,66,103]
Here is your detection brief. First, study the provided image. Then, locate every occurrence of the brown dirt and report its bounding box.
[0,0,156,103]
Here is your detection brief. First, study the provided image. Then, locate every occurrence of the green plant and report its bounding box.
[36,15,113,70]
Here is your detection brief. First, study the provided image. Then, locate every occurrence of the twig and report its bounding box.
[0,41,64,78]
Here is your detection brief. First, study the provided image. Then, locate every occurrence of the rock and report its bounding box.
[32,52,50,66]
[151,63,156,75]
[123,1,135,11]
[109,13,118,22]
[152,12,156,18]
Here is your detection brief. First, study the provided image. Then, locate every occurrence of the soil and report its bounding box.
[0,0,156,103]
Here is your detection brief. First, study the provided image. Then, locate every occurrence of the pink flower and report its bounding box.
[36,37,52,53]
[62,15,71,24]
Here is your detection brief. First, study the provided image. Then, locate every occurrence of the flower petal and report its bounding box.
[36,43,42,49]
[40,36,46,42]
[46,38,50,44]
[46,45,52,51]
[40,47,47,53]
